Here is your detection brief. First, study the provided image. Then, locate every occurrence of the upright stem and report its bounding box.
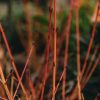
[62,0,73,99]
[0,62,13,100]
[26,70,37,100]
[11,76,14,97]
[68,6,100,100]
[64,1,100,99]
[52,0,56,99]
[23,0,33,50]
[75,2,81,100]
[80,0,100,80]
[40,0,53,100]
[0,24,29,100]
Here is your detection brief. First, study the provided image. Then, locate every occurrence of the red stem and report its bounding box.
[0,24,29,100]
[52,0,57,99]
[26,70,37,100]
[75,1,81,99]
[62,0,73,99]
[80,0,100,80]
[55,70,64,95]
[82,54,100,89]
[82,46,99,83]
[40,0,53,100]
[13,46,33,99]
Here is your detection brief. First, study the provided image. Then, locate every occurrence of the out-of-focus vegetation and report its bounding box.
[0,0,100,100]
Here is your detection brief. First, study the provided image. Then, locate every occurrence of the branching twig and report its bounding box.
[69,1,100,99]
[82,46,99,83]
[13,46,33,99]
[82,54,100,89]
[0,24,29,100]
[0,62,12,100]
[80,0,100,80]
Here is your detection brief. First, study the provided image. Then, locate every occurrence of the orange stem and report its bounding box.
[80,0,100,80]
[82,46,99,83]
[62,0,73,99]
[0,24,29,100]
[75,1,81,100]
[52,0,57,99]
[82,54,100,89]
[13,46,33,99]
[0,62,13,100]
[40,0,53,100]
[55,70,64,95]
[26,69,37,100]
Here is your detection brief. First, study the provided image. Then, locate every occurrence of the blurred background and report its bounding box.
[0,0,100,99]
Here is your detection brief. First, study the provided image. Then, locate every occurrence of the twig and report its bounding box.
[11,75,14,97]
[80,0,100,80]
[23,0,33,50]
[26,69,37,100]
[0,96,8,100]
[55,70,64,95]
[82,46,99,83]
[40,0,53,100]
[0,62,12,100]
[39,63,53,99]
[13,46,33,99]
[62,0,73,99]
[0,24,29,100]
[68,1,100,99]
[75,1,81,100]
[82,54,100,89]
[52,0,57,99]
